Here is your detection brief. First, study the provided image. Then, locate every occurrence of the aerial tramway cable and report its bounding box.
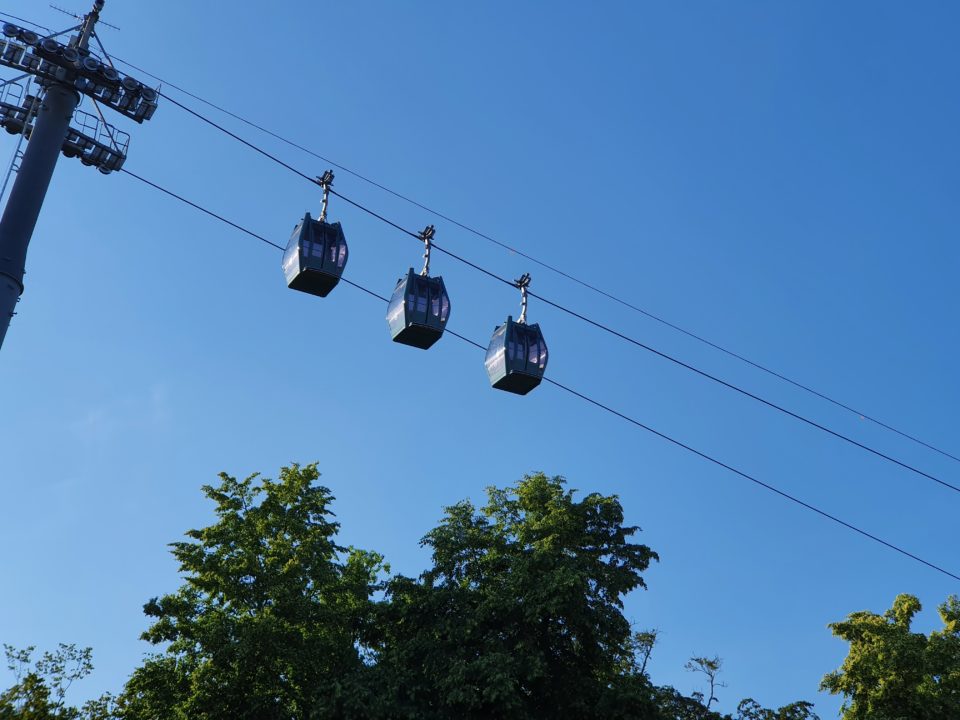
[124,93,960,497]
[107,53,960,468]
[118,166,960,584]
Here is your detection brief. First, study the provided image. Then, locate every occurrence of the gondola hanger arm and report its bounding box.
[516,272,531,324]
[316,169,334,222]
[419,224,435,276]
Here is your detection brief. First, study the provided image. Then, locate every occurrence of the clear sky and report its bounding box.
[1,2,958,716]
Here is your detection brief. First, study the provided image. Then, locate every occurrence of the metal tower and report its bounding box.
[0,0,157,350]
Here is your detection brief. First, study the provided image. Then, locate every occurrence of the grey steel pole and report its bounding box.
[0,83,79,349]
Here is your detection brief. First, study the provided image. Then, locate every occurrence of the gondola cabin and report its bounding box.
[282,212,348,297]
[386,269,451,349]
[484,316,548,394]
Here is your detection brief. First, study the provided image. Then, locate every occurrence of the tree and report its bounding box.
[369,472,661,719]
[685,655,727,710]
[106,463,819,719]
[735,698,819,720]
[821,593,960,720]
[117,464,386,720]
[653,685,725,720]
[635,629,660,678]
[0,644,113,720]
[655,657,818,720]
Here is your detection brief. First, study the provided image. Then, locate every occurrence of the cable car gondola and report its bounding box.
[282,170,348,297]
[385,225,451,349]
[485,273,548,395]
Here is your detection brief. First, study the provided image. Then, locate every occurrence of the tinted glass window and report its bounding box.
[513,331,527,365]
[417,283,428,313]
[288,222,304,254]
[485,327,507,377]
[282,243,299,276]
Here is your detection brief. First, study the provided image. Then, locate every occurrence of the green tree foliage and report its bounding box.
[0,644,113,720]
[369,472,661,719]
[685,655,727,710]
[653,653,818,720]
[117,464,386,720]
[734,699,819,720]
[821,593,960,720]
[3,464,817,719]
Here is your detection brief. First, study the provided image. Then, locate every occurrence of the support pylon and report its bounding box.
[0,0,155,350]
[0,83,79,348]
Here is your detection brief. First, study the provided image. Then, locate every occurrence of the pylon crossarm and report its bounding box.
[0,19,158,124]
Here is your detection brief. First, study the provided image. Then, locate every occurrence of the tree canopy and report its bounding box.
[0,644,112,720]
[119,464,385,720]
[369,472,660,719]
[2,464,831,719]
[821,593,960,720]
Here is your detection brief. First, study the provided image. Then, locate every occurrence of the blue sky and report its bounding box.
[1,2,958,716]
